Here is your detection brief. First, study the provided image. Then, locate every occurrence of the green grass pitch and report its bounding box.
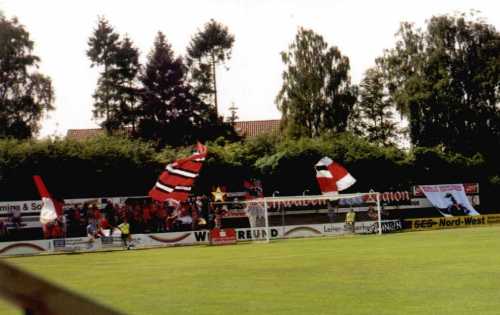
[1,226,500,315]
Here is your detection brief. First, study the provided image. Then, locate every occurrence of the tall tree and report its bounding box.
[276,27,357,138]
[355,67,400,146]
[187,19,235,114]
[138,32,236,147]
[87,17,119,127]
[108,35,141,131]
[0,16,54,139]
[87,17,140,133]
[379,13,500,155]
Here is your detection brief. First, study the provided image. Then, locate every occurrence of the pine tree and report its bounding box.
[87,17,140,133]
[138,32,235,147]
[187,19,235,114]
[87,17,119,129]
[108,36,140,131]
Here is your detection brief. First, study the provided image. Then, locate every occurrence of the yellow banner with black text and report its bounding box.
[405,214,500,231]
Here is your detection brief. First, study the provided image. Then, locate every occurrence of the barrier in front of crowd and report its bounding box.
[3,213,500,257]
[0,219,402,257]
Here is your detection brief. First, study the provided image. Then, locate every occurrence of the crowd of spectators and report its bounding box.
[2,182,262,242]
[62,195,216,239]
[0,195,237,241]
[0,218,7,240]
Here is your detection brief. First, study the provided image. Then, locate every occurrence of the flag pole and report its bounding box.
[376,192,382,235]
[264,198,270,243]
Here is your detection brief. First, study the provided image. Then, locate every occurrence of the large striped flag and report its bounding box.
[315,157,356,196]
[33,175,64,224]
[149,142,207,203]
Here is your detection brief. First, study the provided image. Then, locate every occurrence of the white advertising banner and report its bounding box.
[52,237,102,252]
[0,240,50,256]
[147,231,206,247]
[419,184,479,217]
[0,220,402,257]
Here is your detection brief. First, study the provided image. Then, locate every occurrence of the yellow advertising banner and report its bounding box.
[405,214,500,231]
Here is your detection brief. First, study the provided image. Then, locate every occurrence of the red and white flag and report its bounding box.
[243,179,263,200]
[149,143,207,203]
[315,157,356,195]
[33,175,64,224]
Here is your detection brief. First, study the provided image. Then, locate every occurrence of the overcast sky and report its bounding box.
[1,0,499,138]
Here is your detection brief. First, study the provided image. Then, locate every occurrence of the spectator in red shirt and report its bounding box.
[10,206,22,229]
[99,216,111,236]
[142,203,152,232]
[73,204,82,222]
[175,203,193,231]
[0,219,7,239]
[214,205,227,229]
[43,217,65,239]
[90,204,102,222]
[81,203,90,225]
[51,219,65,239]
[118,205,128,221]
[155,202,167,232]
[42,222,51,239]
[132,204,143,233]
[68,204,82,236]
[165,205,178,231]
[191,206,199,231]
[106,203,119,236]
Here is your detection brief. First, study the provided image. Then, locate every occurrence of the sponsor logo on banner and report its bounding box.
[101,236,124,248]
[0,200,43,214]
[53,238,97,252]
[193,231,209,242]
[210,228,237,245]
[364,191,412,205]
[267,199,330,211]
[236,228,280,240]
[363,220,403,234]
[405,215,493,231]
[323,224,344,233]
[53,239,66,249]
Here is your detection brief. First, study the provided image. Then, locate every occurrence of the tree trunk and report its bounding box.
[211,51,218,115]
[104,61,111,135]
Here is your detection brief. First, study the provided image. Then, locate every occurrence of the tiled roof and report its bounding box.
[66,119,282,141]
[233,119,281,138]
[66,128,105,141]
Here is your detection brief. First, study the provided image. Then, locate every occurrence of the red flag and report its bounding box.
[33,175,64,224]
[149,143,207,203]
[196,142,207,155]
[243,179,263,200]
[315,157,356,195]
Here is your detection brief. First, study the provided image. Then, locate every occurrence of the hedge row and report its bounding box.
[0,135,498,209]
